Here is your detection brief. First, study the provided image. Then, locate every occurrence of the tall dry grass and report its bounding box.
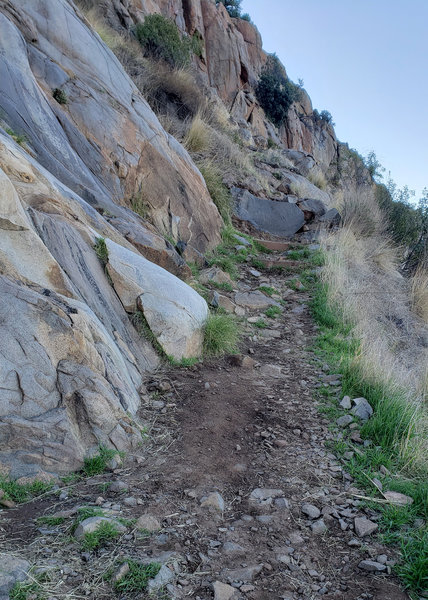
[411,265,428,324]
[321,191,428,474]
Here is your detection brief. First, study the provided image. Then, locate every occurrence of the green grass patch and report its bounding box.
[253,318,268,329]
[264,305,282,319]
[131,310,166,357]
[167,356,199,367]
[83,445,120,477]
[211,281,234,292]
[9,579,43,600]
[0,475,53,504]
[37,516,65,526]
[203,313,239,356]
[112,560,161,593]
[198,162,232,224]
[259,285,276,296]
[82,520,120,551]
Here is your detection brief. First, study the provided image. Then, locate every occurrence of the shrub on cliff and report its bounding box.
[135,14,193,68]
[255,54,300,127]
[216,0,242,18]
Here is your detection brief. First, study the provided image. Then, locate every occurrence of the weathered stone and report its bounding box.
[233,188,305,238]
[351,397,373,421]
[235,290,279,309]
[213,580,240,600]
[200,267,233,286]
[354,517,378,538]
[249,488,283,505]
[336,415,353,427]
[200,492,225,513]
[74,517,126,540]
[358,560,387,573]
[147,564,175,592]
[223,564,263,583]
[301,503,321,519]
[319,208,341,227]
[136,515,161,532]
[384,491,414,506]
[0,554,30,599]
[339,396,352,409]
[106,238,208,360]
[311,519,328,534]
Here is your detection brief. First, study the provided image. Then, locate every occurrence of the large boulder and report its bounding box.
[232,188,305,238]
[106,239,208,360]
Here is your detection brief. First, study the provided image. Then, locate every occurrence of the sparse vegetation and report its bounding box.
[411,265,428,323]
[112,560,161,593]
[132,310,165,357]
[5,127,26,146]
[183,113,211,153]
[83,445,119,476]
[82,520,121,550]
[94,237,109,267]
[52,87,68,104]
[253,318,268,328]
[256,54,301,127]
[259,285,276,296]
[203,313,239,356]
[198,161,232,223]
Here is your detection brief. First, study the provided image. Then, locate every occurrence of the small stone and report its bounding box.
[109,480,128,493]
[152,400,166,410]
[377,554,388,564]
[259,364,282,378]
[147,564,175,592]
[311,519,327,534]
[354,517,378,538]
[111,562,130,584]
[358,560,387,572]
[351,397,373,421]
[106,453,123,470]
[348,538,361,547]
[136,514,161,532]
[240,584,255,592]
[336,415,353,427]
[274,439,287,448]
[339,396,352,409]
[384,491,413,506]
[249,269,261,277]
[124,496,137,507]
[223,564,263,583]
[301,503,321,519]
[213,580,239,600]
[200,492,225,512]
[249,488,283,505]
[95,496,104,505]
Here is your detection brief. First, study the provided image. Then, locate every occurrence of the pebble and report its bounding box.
[136,514,161,532]
[200,492,225,512]
[354,517,378,538]
[339,396,352,409]
[358,560,387,572]
[109,480,128,493]
[311,519,327,534]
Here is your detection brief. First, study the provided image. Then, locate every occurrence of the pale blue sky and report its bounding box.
[241,0,427,199]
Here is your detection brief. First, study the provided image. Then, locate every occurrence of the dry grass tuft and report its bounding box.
[411,265,428,324]
[308,171,327,190]
[183,113,211,153]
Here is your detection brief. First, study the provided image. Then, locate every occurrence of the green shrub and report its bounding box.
[52,88,68,104]
[264,305,281,318]
[113,560,161,592]
[203,313,239,356]
[256,54,301,127]
[216,0,242,18]
[135,14,194,68]
[94,237,108,266]
[5,127,26,146]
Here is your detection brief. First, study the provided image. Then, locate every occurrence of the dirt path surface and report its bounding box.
[0,246,409,600]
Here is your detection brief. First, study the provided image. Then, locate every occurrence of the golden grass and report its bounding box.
[183,113,211,153]
[411,265,428,324]
[308,171,327,190]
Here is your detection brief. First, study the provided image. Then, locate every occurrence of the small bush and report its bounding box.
[83,445,118,476]
[256,54,301,127]
[82,520,120,550]
[135,14,193,68]
[253,318,268,328]
[259,285,276,296]
[265,305,282,319]
[203,313,239,356]
[113,560,161,592]
[216,0,242,18]
[94,237,109,266]
[52,88,68,104]
[308,171,327,190]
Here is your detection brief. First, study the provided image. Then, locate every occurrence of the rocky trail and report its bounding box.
[0,242,409,600]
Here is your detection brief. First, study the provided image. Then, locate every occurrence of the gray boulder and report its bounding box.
[232,188,305,238]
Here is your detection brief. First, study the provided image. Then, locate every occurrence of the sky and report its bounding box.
[240,0,428,200]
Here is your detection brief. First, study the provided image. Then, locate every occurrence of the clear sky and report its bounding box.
[241,0,427,199]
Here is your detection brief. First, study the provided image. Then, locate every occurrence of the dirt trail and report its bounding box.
[0,245,409,600]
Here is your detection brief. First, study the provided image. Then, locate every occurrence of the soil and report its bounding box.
[0,243,409,600]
